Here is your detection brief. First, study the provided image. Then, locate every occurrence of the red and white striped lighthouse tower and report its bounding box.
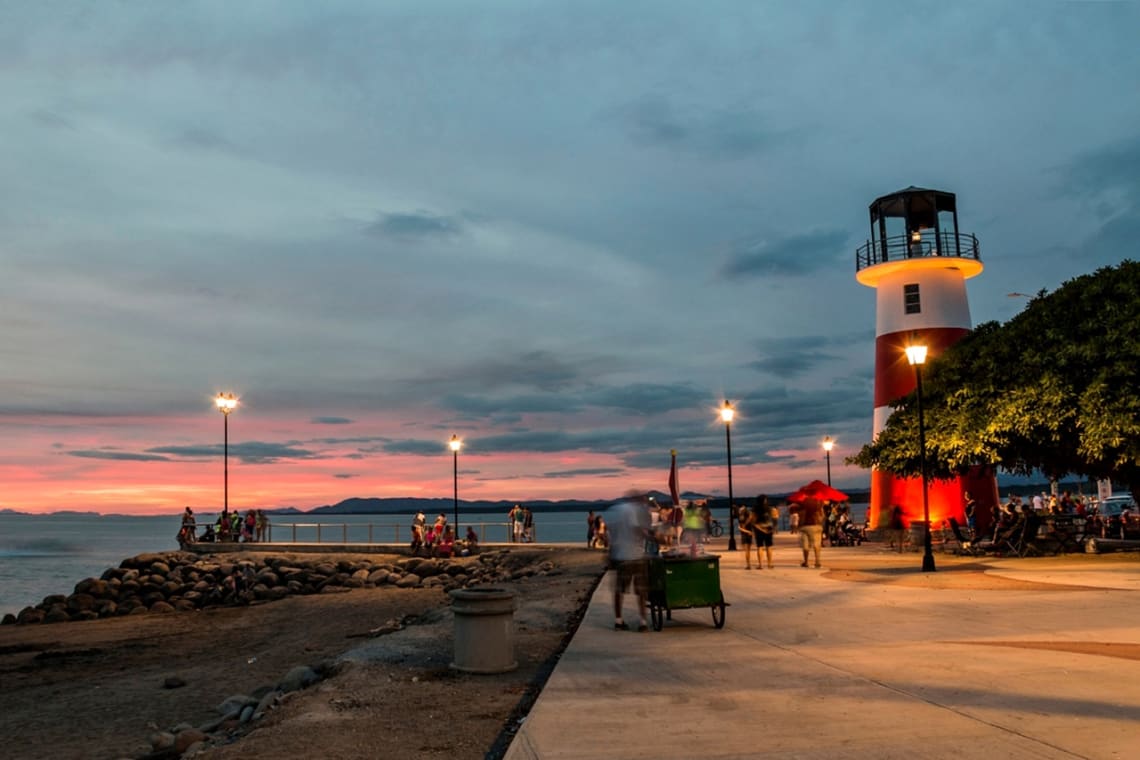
[855,187,996,530]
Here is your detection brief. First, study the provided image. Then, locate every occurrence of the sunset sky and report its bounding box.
[2,3,1138,514]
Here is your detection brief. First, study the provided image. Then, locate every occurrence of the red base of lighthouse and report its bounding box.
[867,467,999,534]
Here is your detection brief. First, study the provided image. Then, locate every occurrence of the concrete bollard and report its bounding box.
[449,587,518,674]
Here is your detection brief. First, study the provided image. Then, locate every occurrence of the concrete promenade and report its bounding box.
[505,534,1140,760]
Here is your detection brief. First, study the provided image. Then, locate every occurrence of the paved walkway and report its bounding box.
[505,535,1140,759]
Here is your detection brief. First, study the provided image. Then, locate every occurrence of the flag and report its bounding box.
[668,449,680,507]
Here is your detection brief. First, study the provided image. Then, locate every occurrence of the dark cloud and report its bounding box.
[333,473,358,479]
[1056,135,1140,262]
[541,467,625,479]
[172,126,239,153]
[589,383,707,415]
[381,439,454,456]
[311,416,354,425]
[721,230,850,279]
[442,393,582,417]
[748,333,872,378]
[365,211,463,239]
[29,108,74,129]
[444,381,705,421]
[68,449,171,462]
[147,441,320,464]
[619,95,780,159]
[1059,134,1140,204]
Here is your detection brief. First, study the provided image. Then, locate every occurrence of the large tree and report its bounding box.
[849,260,1140,501]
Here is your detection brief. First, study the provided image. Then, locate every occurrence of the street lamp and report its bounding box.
[822,436,834,487]
[214,393,238,517]
[904,344,936,573]
[449,435,462,538]
[720,400,737,552]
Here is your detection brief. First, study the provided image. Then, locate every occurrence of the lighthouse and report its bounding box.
[855,187,996,531]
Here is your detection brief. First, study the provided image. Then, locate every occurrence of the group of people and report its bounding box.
[177,506,269,547]
[409,511,480,557]
[509,504,536,542]
[736,496,777,569]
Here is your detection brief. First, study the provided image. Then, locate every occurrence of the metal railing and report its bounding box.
[268,521,525,545]
[856,232,980,271]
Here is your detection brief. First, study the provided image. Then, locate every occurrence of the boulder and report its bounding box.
[66,593,97,613]
[17,607,45,625]
[367,569,390,584]
[174,728,207,754]
[395,574,421,588]
[44,607,71,624]
[278,665,320,693]
[216,694,254,717]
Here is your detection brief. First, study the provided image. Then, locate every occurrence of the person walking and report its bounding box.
[607,491,650,631]
[586,510,596,548]
[738,504,756,569]
[751,494,776,569]
[790,497,825,568]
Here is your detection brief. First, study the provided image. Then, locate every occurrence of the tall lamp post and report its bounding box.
[449,435,462,538]
[905,344,936,573]
[822,436,834,487]
[720,400,737,551]
[215,393,238,516]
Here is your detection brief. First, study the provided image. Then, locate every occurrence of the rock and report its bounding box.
[239,705,255,724]
[395,574,421,588]
[314,562,336,576]
[66,593,97,613]
[174,729,207,754]
[366,569,390,584]
[351,568,370,581]
[2,613,15,625]
[255,689,280,715]
[148,731,175,751]
[44,608,71,624]
[163,676,187,689]
[278,665,320,693]
[216,694,253,717]
[16,607,44,625]
[150,561,171,575]
[149,600,175,614]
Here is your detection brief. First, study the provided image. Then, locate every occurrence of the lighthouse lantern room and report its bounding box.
[855,186,996,532]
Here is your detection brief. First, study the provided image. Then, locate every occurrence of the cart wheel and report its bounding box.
[711,594,726,629]
[650,604,664,631]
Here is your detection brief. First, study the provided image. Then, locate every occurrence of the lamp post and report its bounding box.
[214,393,238,516]
[449,435,462,537]
[822,436,834,487]
[904,345,936,573]
[720,400,737,551]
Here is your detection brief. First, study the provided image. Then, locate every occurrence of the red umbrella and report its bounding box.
[787,479,849,503]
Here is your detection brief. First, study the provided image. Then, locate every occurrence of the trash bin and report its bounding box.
[449,587,517,673]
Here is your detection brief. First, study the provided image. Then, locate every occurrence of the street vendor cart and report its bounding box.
[647,553,727,631]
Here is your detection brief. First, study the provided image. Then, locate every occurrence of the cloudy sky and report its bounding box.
[2,2,1137,514]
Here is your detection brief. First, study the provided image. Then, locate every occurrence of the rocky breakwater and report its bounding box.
[2,549,560,626]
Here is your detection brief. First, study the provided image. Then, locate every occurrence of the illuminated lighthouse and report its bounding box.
[855,187,996,531]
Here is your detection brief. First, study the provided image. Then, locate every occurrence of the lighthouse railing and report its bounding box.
[856,232,980,271]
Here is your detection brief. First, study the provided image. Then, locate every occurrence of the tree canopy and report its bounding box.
[848,260,1140,499]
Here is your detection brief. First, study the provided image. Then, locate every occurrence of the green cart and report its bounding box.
[647,554,727,631]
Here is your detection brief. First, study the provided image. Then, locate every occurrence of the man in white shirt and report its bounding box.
[607,491,651,631]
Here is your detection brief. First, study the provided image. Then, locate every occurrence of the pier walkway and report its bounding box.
[505,534,1140,760]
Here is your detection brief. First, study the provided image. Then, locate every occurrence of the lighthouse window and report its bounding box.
[903,283,921,314]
